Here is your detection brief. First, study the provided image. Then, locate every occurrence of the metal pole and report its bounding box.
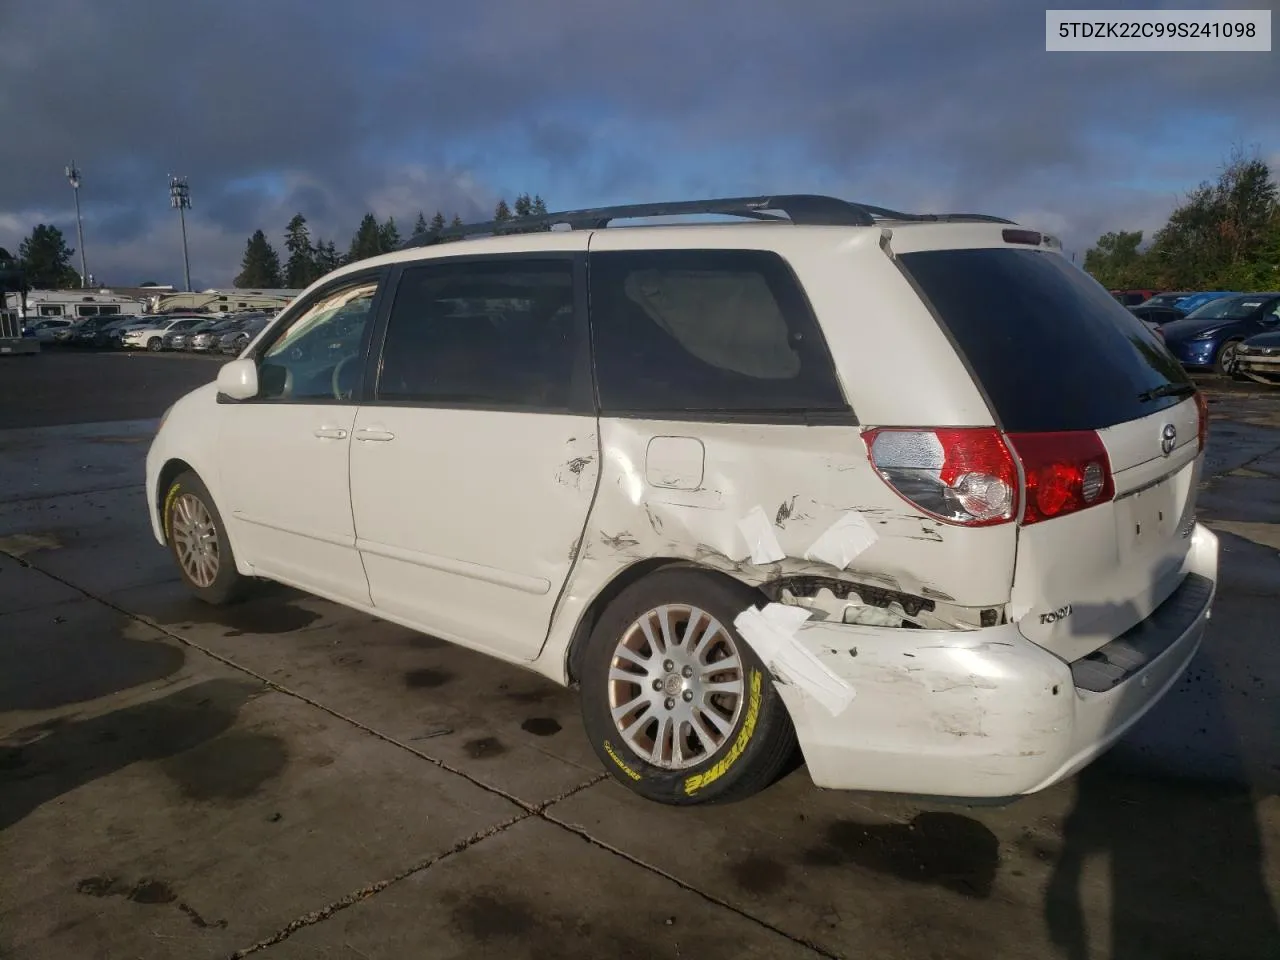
[179,203,191,292]
[169,176,192,292]
[66,163,87,287]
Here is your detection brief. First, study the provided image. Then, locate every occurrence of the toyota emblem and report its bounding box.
[1160,423,1177,456]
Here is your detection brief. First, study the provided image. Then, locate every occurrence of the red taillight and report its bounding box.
[864,427,1115,527]
[864,427,1018,527]
[1005,431,1114,525]
[1194,391,1209,452]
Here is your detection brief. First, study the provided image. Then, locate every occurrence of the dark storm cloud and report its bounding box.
[0,0,1275,284]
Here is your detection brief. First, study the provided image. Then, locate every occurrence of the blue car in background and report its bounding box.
[1161,293,1280,374]
[1173,291,1241,312]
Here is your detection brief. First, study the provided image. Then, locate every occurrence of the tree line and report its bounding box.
[234,192,551,289]
[1084,150,1280,292]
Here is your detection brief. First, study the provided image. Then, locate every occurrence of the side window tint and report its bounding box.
[257,279,379,402]
[375,259,578,410]
[589,249,848,415]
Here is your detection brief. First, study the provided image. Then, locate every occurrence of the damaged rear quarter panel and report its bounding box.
[535,417,1017,679]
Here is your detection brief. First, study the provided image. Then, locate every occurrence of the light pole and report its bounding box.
[65,163,88,288]
[169,175,192,292]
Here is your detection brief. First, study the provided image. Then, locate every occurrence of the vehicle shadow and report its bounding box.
[0,677,265,833]
[1044,541,1280,960]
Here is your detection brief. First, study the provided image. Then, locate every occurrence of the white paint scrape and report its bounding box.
[737,504,786,565]
[803,510,878,570]
[734,603,855,716]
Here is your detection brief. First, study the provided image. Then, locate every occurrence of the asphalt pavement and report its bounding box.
[1,351,1277,960]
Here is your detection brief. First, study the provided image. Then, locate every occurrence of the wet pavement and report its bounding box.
[1,356,1278,959]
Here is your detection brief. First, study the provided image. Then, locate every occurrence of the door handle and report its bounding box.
[313,426,349,440]
[355,428,395,442]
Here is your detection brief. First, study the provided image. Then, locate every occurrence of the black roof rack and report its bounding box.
[401,194,1015,248]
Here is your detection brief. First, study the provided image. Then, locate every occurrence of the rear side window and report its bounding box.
[588,249,849,418]
[376,259,583,411]
[900,248,1193,432]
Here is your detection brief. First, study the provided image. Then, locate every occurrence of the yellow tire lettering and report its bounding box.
[163,483,181,542]
[603,739,642,781]
[684,668,762,796]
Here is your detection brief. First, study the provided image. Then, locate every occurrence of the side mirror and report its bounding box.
[216,358,259,400]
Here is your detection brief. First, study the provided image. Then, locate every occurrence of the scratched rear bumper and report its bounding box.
[772,524,1218,798]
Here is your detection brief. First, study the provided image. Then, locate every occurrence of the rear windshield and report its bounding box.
[899,247,1193,432]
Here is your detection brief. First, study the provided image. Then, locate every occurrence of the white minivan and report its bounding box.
[146,195,1218,805]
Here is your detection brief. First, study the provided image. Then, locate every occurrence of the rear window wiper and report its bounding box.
[1137,383,1196,403]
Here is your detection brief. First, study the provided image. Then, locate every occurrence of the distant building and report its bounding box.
[153,288,300,314]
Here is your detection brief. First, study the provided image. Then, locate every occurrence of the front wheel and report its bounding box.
[1215,339,1243,376]
[579,568,797,805]
[162,470,245,605]
[148,337,163,352]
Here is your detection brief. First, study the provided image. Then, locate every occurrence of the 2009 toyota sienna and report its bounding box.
[146,194,1218,805]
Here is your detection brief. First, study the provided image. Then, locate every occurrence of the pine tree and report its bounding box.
[513,193,532,218]
[283,213,319,288]
[531,195,548,217]
[430,211,446,237]
[413,211,428,238]
[235,230,283,288]
[494,198,512,222]
[379,216,401,253]
[313,240,342,274]
[347,214,383,262]
[17,224,79,288]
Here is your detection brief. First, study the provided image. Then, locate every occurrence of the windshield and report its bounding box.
[1186,297,1265,320]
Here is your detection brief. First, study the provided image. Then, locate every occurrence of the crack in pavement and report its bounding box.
[542,809,840,960]
[3,551,833,959]
[226,811,535,959]
[2,481,145,504]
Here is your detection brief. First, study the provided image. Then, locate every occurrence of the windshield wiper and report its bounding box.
[1137,382,1196,403]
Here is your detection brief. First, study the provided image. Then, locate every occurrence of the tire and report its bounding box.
[1215,339,1243,376]
[148,337,163,352]
[580,567,797,805]
[161,470,245,605]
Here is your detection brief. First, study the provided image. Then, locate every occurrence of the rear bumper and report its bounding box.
[777,523,1219,799]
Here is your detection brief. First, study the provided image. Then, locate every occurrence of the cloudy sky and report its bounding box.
[1,0,1276,288]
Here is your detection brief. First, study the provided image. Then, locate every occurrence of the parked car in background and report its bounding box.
[69,314,125,347]
[90,316,143,348]
[1140,291,1194,309]
[1128,303,1186,328]
[22,318,75,343]
[218,315,270,355]
[106,318,156,349]
[164,319,220,351]
[1110,288,1159,306]
[121,315,208,352]
[191,316,254,352]
[1161,293,1280,374]
[1234,330,1280,385]
[1173,291,1240,313]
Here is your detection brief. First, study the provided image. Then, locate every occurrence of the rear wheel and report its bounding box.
[579,568,797,805]
[162,470,245,605]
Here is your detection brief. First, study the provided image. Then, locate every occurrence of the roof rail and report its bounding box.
[856,204,1016,225]
[401,194,1015,248]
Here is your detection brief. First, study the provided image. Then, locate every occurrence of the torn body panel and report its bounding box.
[533,417,1017,682]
